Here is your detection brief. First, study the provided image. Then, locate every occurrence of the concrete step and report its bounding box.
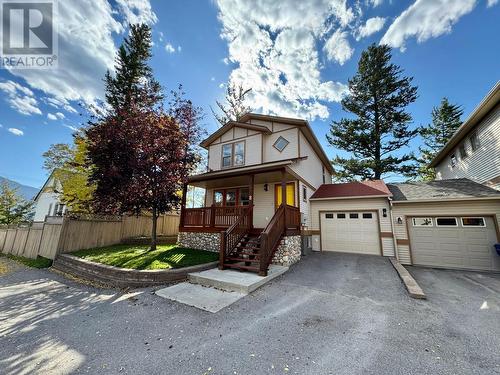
[188,265,288,294]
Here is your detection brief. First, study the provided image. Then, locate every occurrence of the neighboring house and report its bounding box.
[178,113,500,274]
[430,81,500,190]
[33,170,67,222]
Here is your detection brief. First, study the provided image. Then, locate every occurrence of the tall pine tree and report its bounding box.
[418,98,463,180]
[327,44,418,180]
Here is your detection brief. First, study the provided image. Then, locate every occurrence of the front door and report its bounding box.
[275,182,295,209]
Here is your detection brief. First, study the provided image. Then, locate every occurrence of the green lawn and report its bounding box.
[0,253,53,268]
[71,244,218,270]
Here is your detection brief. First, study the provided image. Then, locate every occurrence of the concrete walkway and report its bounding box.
[156,265,288,312]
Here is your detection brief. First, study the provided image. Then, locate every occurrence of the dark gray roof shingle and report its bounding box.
[387,178,500,201]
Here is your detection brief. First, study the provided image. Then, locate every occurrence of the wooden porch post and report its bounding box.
[249,174,254,229]
[281,169,287,229]
[180,182,188,228]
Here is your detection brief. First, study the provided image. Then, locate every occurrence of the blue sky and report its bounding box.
[0,0,499,188]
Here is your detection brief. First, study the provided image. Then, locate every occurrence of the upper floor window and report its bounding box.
[450,153,457,168]
[273,136,289,152]
[302,185,307,202]
[222,141,245,168]
[470,132,480,151]
[459,143,467,159]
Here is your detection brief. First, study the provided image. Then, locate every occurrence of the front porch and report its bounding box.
[178,164,303,275]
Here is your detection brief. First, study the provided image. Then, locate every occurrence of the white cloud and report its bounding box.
[381,0,477,51]
[165,43,176,53]
[8,128,24,136]
[324,29,354,65]
[216,0,353,120]
[356,17,386,40]
[115,0,157,25]
[0,80,42,115]
[218,83,225,89]
[177,46,182,52]
[47,113,57,120]
[487,0,498,6]
[368,0,383,7]
[4,0,157,108]
[47,112,65,120]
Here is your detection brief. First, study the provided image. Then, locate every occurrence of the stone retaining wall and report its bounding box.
[177,232,220,252]
[272,235,301,267]
[52,254,218,288]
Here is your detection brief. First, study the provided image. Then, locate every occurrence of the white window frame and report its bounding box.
[450,154,457,168]
[412,217,434,227]
[436,217,458,227]
[470,132,480,151]
[461,217,486,227]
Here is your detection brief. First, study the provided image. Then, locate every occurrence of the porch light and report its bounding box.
[382,208,387,217]
[264,184,269,192]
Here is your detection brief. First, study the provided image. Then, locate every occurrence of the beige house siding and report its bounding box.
[435,104,500,189]
[263,128,299,163]
[290,131,329,189]
[391,200,500,265]
[207,130,262,171]
[309,198,394,256]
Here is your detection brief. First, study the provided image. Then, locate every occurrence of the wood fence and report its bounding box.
[0,214,180,260]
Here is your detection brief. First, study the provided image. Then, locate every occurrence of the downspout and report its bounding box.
[388,197,399,261]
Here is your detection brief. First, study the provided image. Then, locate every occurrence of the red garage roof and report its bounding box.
[310,180,392,199]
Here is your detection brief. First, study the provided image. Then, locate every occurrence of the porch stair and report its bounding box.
[223,233,262,272]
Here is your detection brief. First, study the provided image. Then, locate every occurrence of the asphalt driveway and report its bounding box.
[0,253,499,375]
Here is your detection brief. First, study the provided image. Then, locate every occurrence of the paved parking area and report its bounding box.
[0,252,499,375]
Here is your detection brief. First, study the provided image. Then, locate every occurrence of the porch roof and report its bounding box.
[188,159,303,189]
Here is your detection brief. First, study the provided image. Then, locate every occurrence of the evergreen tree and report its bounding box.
[104,23,162,112]
[0,182,33,225]
[327,44,418,180]
[211,83,251,127]
[418,98,463,180]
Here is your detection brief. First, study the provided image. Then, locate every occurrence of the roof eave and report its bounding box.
[430,81,500,167]
[309,194,391,201]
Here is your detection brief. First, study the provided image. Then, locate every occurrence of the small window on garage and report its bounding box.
[412,217,433,226]
[325,213,334,219]
[362,213,373,219]
[349,213,359,219]
[337,213,346,219]
[436,217,458,226]
[461,217,486,227]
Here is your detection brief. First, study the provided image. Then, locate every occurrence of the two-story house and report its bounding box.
[177,113,333,275]
[430,81,500,190]
[178,112,500,274]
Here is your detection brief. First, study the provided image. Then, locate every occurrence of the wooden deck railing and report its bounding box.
[181,206,249,229]
[219,206,253,268]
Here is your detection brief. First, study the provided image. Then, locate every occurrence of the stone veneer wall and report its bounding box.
[272,235,301,267]
[177,232,220,253]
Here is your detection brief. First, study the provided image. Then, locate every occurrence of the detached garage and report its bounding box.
[309,178,500,272]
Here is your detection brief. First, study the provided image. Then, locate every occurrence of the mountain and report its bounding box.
[0,177,39,201]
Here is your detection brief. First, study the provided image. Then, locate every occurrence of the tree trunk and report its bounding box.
[151,206,158,251]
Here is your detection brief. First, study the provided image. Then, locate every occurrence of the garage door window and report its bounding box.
[337,213,346,219]
[349,213,359,219]
[325,213,334,219]
[461,217,486,227]
[436,217,458,226]
[362,213,373,219]
[412,218,433,226]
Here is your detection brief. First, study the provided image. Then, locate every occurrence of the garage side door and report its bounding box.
[408,216,500,272]
[320,212,381,255]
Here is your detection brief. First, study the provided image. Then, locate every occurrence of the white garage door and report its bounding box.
[320,212,380,255]
[409,216,500,272]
